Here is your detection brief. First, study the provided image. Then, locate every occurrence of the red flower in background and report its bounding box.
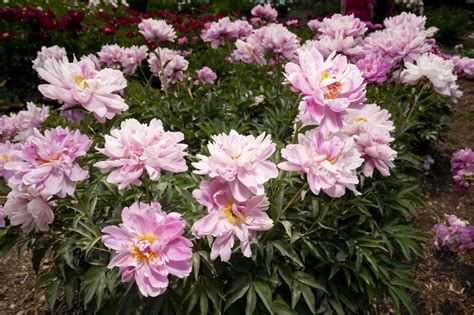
[99,24,117,35]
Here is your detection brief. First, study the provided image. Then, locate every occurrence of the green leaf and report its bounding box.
[245,286,257,315]
[273,240,303,267]
[298,283,316,315]
[253,281,274,314]
[388,286,416,315]
[200,292,209,315]
[224,277,251,310]
[294,272,328,294]
[273,294,297,315]
[32,239,53,273]
[45,279,61,309]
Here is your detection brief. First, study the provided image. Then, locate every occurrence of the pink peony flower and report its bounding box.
[148,48,188,87]
[450,56,474,79]
[101,201,192,297]
[94,118,187,190]
[37,56,128,122]
[232,38,266,66]
[342,104,395,137]
[383,12,426,30]
[3,187,55,232]
[32,45,67,70]
[98,44,126,69]
[192,130,278,202]
[356,53,391,84]
[279,129,363,197]
[310,14,367,38]
[138,18,177,42]
[250,4,278,21]
[433,214,471,249]
[0,141,21,179]
[459,226,474,252]
[285,48,366,132]
[300,35,364,60]
[364,24,431,65]
[121,45,148,75]
[177,37,188,45]
[401,53,462,102]
[451,148,474,191]
[194,67,217,85]
[251,23,300,61]
[201,17,252,49]
[5,127,91,198]
[0,102,49,142]
[191,180,272,261]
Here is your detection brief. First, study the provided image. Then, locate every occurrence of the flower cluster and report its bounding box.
[98,44,148,75]
[94,118,187,190]
[450,148,474,191]
[433,214,474,252]
[37,56,128,122]
[191,130,277,261]
[0,103,49,142]
[101,202,192,297]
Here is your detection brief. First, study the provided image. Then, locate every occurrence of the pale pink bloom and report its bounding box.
[300,35,364,60]
[251,24,300,61]
[121,45,148,75]
[37,56,128,122]
[356,53,391,84]
[384,12,426,30]
[138,18,177,42]
[285,48,366,132]
[451,148,474,191]
[191,180,272,261]
[251,4,278,21]
[342,104,395,137]
[32,45,67,71]
[192,130,278,202]
[201,17,252,49]
[279,129,363,197]
[364,25,431,65]
[177,37,188,45]
[401,53,462,102]
[233,38,266,66]
[0,206,4,228]
[147,48,189,86]
[311,14,367,38]
[0,102,49,142]
[5,127,91,198]
[450,56,474,79]
[81,54,101,70]
[3,187,55,232]
[101,202,192,297]
[94,119,187,190]
[98,44,126,69]
[194,67,217,85]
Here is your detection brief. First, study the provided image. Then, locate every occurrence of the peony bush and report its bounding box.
[1,2,473,314]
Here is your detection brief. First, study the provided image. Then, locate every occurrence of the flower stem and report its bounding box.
[397,83,428,137]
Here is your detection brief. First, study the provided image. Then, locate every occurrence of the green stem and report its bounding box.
[397,83,428,137]
[276,182,309,223]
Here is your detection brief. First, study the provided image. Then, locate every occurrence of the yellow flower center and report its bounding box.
[131,234,157,262]
[1,154,10,162]
[354,115,369,123]
[326,155,337,164]
[223,202,245,225]
[324,81,343,99]
[74,75,89,89]
[321,71,330,80]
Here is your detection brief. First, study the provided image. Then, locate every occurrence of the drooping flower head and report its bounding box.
[37,56,128,122]
[101,202,192,297]
[311,14,367,38]
[191,180,272,261]
[401,53,462,102]
[138,18,177,42]
[3,187,55,232]
[433,214,472,250]
[194,67,217,85]
[279,129,363,197]
[94,119,187,190]
[250,4,278,21]
[285,48,366,132]
[192,130,278,202]
[32,45,67,70]
[0,102,49,142]
[356,53,391,84]
[5,127,91,198]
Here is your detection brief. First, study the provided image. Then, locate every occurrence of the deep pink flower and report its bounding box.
[356,53,391,84]
[5,127,91,198]
[101,202,192,297]
[194,67,217,85]
[285,48,366,132]
[459,226,474,251]
[0,102,49,142]
[177,37,188,45]
[250,4,278,21]
[3,187,55,232]
[279,129,363,197]
[99,24,117,35]
[94,119,187,190]
[37,56,128,122]
[433,214,471,249]
[191,180,272,261]
[192,130,278,202]
[138,18,176,42]
[32,45,67,70]
[451,148,474,191]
